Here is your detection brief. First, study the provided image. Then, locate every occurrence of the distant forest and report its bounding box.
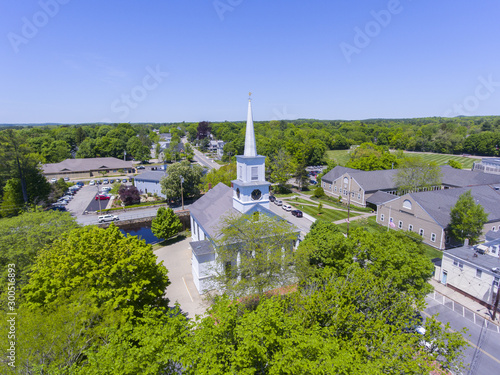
[2,116,500,168]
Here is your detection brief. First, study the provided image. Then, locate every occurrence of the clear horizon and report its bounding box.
[2,0,500,124]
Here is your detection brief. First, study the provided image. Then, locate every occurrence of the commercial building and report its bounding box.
[42,157,134,180]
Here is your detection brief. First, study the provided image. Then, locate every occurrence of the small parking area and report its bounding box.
[154,237,207,319]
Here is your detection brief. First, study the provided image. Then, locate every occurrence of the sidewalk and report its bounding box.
[428,278,499,326]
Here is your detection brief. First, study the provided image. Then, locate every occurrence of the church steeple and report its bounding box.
[244,93,257,157]
[231,94,270,213]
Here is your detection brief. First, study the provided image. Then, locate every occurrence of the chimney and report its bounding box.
[464,238,469,246]
[208,183,212,190]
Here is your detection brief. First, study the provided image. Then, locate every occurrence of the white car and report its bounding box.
[50,178,57,183]
[89,180,95,186]
[275,200,283,206]
[282,204,292,211]
[98,214,119,223]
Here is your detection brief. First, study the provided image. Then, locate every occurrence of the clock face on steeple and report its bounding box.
[251,189,262,201]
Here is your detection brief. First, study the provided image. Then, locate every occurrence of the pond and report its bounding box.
[119,222,163,245]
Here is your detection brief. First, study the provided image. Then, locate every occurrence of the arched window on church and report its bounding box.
[403,199,412,210]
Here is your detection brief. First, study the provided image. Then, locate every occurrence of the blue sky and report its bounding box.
[1,0,499,124]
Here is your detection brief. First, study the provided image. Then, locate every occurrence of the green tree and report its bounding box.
[313,186,325,198]
[160,160,203,200]
[127,137,150,162]
[23,224,170,317]
[449,190,489,244]
[203,163,236,191]
[0,211,79,297]
[447,159,462,169]
[394,157,442,194]
[269,149,295,190]
[209,213,299,298]
[151,207,182,240]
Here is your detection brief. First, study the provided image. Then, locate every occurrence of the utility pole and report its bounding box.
[492,282,500,321]
[180,175,184,211]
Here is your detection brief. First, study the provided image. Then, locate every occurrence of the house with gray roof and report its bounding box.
[134,170,167,198]
[376,185,500,249]
[440,239,500,308]
[42,157,134,180]
[472,158,500,175]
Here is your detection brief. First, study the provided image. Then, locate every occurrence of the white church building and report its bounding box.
[189,96,298,293]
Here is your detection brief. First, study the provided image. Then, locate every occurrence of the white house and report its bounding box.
[134,171,167,198]
[440,239,500,309]
[189,97,298,294]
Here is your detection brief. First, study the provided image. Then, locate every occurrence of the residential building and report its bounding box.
[440,239,500,309]
[376,185,500,249]
[42,157,134,180]
[473,158,500,175]
[134,171,167,198]
[208,140,226,158]
[189,97,298,294]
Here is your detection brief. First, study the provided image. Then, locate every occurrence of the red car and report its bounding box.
[95,194,110,200]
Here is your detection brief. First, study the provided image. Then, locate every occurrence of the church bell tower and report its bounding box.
[232,94,271,213]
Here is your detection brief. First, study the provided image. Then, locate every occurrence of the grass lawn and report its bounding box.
[403,152,476,169]
[325,149,476,169]
[336,216,384,235]
[274,192,298,198]
[291,202,359,222]
[325,149,350,165]
[308,195,373,213]
[421,244,443,260]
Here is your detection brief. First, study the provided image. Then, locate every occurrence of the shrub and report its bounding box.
[313,186,325,198]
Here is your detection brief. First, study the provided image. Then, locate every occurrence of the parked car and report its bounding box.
[109,179,115,184]
[95,194,111,200]
[282,204,292,211]
[98,214,119,223]
[47,205,66,212]
[275,200,283,206]
[89,180,95,186]
[137,165,145,169]
[56,199,69,206]
[50,178,57,183]
[122,178,128,183]
[269,195,276,202]
[310,179,318,185]
[96,180,102,185]
[61,195,73,201]
[76,181,84,187]
[101,186,112,192]
[291,209,303,217]
[103,179,109,184]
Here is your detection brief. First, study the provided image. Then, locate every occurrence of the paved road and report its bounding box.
[425,295,500,375]
[267,201,313,237]
[192,147,221,170]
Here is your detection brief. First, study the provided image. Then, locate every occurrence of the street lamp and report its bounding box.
[180,175,184,211]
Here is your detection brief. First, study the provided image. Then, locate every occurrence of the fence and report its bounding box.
[426,291,500,333]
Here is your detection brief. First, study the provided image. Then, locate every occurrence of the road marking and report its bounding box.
[182,277,194,302]
[422,311,500,364]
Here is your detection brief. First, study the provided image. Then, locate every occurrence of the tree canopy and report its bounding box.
[160,160,204,200]
[151,207,182,240]
[449,190,489,244]
[394,157,442,194]
[210,213,299,298]
[23,224,170,317]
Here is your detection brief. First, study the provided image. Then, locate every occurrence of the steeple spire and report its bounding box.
[244,93,257,157]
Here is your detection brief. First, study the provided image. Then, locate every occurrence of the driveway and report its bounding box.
[155,237,208,319]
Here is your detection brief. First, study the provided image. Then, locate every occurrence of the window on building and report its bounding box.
[476,269,482,278]
[193,222,196,235]
[398,221,403,229]
[251,167,258,181]
[380,214,384,222]
[446,235,450,244]
[431,233,436,242]
[351,192,355,197]
[459,262,464,269]
[334,186,337,192]
[403,199,412,210]
[408,224,413,231]
[358,193,361,199]
[453,259,458,266]
[494,277,499,288]
[493,226,496,232]
[419,228,424,236]
[239,166,242,179]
